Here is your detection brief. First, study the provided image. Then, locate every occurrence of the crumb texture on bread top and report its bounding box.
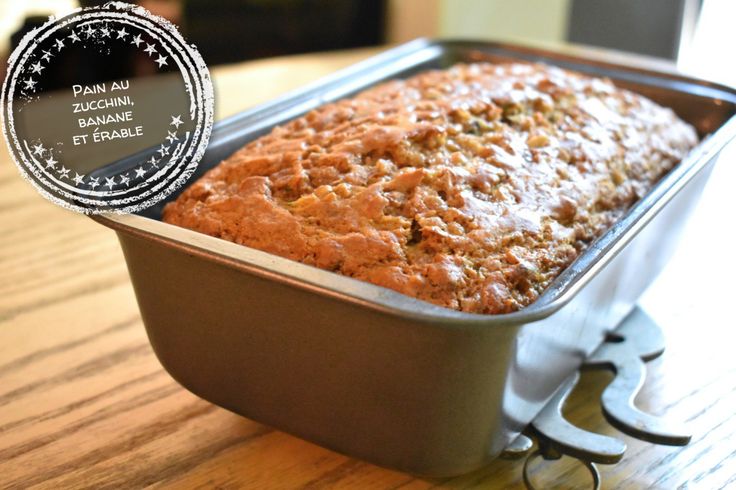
[163,62,697,314]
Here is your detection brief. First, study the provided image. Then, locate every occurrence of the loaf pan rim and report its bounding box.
[93,38,736,327]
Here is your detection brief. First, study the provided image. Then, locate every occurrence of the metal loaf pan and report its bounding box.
[94,39,736,477]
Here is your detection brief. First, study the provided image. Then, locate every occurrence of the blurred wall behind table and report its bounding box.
[387,0,571,46]
[1,1,733,91]
[388,0,701,60]
[387,0,735,86]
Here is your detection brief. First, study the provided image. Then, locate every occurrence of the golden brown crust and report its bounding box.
[163,63,698,314]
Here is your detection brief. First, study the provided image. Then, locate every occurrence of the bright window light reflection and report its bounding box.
[679,0,736,86]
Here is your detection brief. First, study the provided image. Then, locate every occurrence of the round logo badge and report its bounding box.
[1,1,214,214]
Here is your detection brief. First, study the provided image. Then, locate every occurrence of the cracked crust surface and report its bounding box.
[163,62,698,314]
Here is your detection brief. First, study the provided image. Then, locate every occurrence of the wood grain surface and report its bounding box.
[1,47,735,490]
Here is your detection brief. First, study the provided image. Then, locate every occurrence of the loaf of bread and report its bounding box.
[163,62,697,314]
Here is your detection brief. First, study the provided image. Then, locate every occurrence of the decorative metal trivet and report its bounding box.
[502,307,691,489]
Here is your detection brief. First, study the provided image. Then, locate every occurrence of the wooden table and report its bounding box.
[1,47,735,489]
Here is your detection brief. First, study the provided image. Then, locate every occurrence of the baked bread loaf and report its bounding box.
[163,62,697,314]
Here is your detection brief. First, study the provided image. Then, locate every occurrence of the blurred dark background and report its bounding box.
[185,0,385,64]
[3,0,386,78]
